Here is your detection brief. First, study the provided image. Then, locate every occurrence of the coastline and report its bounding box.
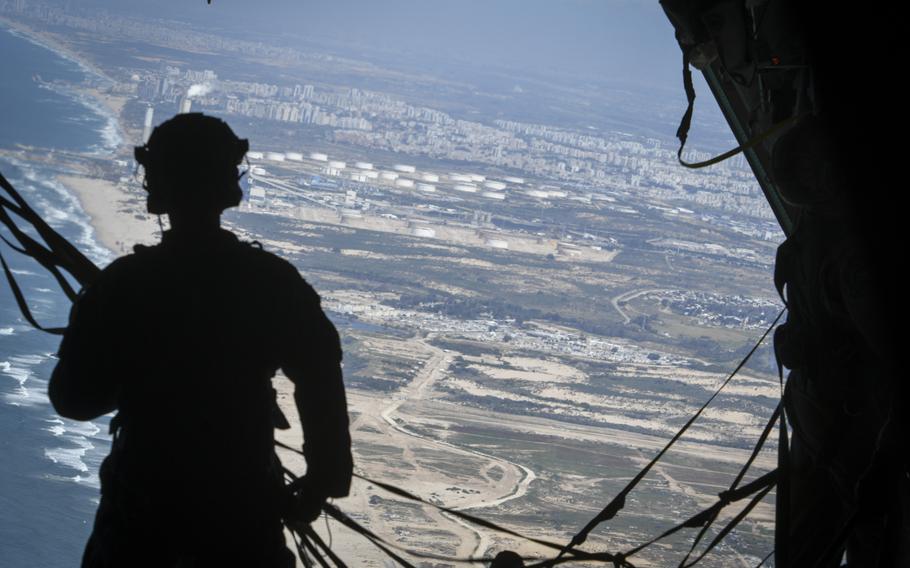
[1,15,155,256]
[0,15,114,86]
[0,17,136,150]
[57,175,160,256]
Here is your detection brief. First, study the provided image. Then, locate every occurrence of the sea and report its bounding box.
[0,23,122,567]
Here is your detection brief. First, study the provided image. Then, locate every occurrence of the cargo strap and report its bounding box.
[673,51,801,169]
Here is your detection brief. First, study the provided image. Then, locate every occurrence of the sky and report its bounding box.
[69,0,731,149]
[85,0,686,91]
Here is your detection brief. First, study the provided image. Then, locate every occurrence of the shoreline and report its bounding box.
[57,175,160,256]
[0,15,114,86]
[1,15,154,256]
[1,17,136,151]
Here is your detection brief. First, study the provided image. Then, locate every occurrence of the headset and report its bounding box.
[134,113,249,215]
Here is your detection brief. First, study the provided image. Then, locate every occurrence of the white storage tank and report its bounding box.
[393,164,416,173]
[354,161,374,170]
[412,227,436,238]
[380,171,399,181]
[421,173,439,182]
[454,184,478,193]
[485,238,509,249]
[247,151,264,160]
[265,152,285,162]
[328,160,346,169]
[285,152,304,162]
[482,192,506,200]
[484,181,506,191]
[309,152,328,162]
[417,183,436,192]
[395,178,415,188]
[504,176,525,184]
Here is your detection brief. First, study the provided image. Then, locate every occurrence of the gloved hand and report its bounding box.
[285,475,328,524]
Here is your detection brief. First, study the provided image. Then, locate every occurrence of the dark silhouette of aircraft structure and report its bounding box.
[0,1,903,566]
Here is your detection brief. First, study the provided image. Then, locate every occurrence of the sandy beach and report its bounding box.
[57,175,161,255]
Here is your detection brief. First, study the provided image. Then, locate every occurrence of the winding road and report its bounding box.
[347,333,538,561]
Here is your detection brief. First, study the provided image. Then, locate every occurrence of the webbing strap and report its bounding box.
[0,172,100,283]
[623,469,777,561]
[294,528,325,568]
[300,523,348,568]
[289,532,311,568]
[755,549,774,567]
[1,170,104,334]
[681,480,775,567]
[672,50,801,169]
[550,308,785,562]
[675,403,781,567]
[321,503,419,568]
[352,471,570,553]
[0,199,81,301]
[0,248,66,334]
[277,440,603,564]
[678,115,801,170]
[774,336,791,568]
[676,49,697,165]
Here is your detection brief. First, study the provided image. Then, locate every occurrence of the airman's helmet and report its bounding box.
[134,113,248,215]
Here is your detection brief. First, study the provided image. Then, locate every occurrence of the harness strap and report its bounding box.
[675,403,781,567]
[0,248,66,334]
[672,51,802,170]
[551,308,785,562]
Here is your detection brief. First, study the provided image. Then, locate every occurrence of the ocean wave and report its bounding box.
[59,86,124,155]
[42,413,108,489]
[0,327,15,336]
[45,417,67,437]
[29,60,123,156]
[44,437,94,473]
[64,419,102,439]
[3,156,114,265]
[10,353,46,365]
[1,354,49,407]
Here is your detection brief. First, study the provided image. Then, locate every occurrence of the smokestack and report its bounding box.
[142,106,154,143]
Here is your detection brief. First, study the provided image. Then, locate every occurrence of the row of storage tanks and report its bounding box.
[248,150,576,200]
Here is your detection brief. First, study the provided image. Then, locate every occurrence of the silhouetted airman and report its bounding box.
[49,113,352,567]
